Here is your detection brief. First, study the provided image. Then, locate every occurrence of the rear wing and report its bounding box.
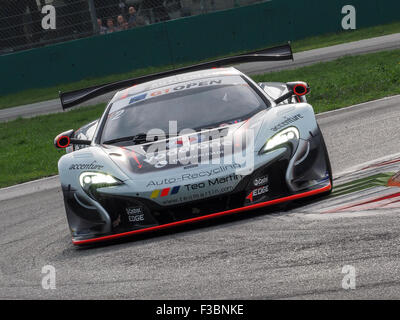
[59,43,293,110]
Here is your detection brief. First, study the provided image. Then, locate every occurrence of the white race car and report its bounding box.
[54,44,332,246]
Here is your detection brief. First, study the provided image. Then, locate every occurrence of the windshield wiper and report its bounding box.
[102,135,139,145]
[103,133,176,145]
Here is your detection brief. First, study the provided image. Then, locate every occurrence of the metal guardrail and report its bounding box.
[0,0,265,55]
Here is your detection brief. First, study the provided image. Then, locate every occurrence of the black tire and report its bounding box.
[318,124,333,195]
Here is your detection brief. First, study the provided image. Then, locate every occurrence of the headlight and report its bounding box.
[79,172,122,196]
[261,127,299,153]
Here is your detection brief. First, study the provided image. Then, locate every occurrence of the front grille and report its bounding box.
[98,190,247,233]
[152,191,247,223]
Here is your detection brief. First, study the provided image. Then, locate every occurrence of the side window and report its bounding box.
[71,120,99,152]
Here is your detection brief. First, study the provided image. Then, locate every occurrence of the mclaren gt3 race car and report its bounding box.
[54,44,332,245]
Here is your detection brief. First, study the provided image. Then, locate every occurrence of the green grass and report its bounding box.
[291,21,400,52]
[253,49,400,113]
[1,49,400,188]
[0,104,105,188]
[1,21,400,110]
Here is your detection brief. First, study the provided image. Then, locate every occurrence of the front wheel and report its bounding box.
[318,125,333,196]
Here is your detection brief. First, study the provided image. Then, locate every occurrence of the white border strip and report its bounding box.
[316,94,400,118]
[334,152,400,179]
[0,175,60,202]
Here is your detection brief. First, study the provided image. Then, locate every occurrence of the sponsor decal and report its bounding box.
[183,174,241,191]
[128,92,147,104]
[146,164,241,187]
[246,185,269,202]
[69,161,104,170]
[253,185,269,196]
[253,175,269,187]
[117,73,223,100]
[208,174,241,186]
[150,174,241,202]
[147,71,224,90]
[126,207,145,222]
[271,114,303,132]
[150,186,180,198]
[161,185,235,205]
[127,80,222,106]
[111,76,243,113]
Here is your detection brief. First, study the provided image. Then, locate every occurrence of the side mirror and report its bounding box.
[275,81,310,105]
[54,129,92,149]
[286,81,310,96]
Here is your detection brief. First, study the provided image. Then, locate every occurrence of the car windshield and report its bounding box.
[101,75,268,144]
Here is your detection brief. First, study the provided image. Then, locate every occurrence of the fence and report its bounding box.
[0,0,264,55]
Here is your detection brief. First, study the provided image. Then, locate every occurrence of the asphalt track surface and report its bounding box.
[1,94,400,299]
[1,32,400,123]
